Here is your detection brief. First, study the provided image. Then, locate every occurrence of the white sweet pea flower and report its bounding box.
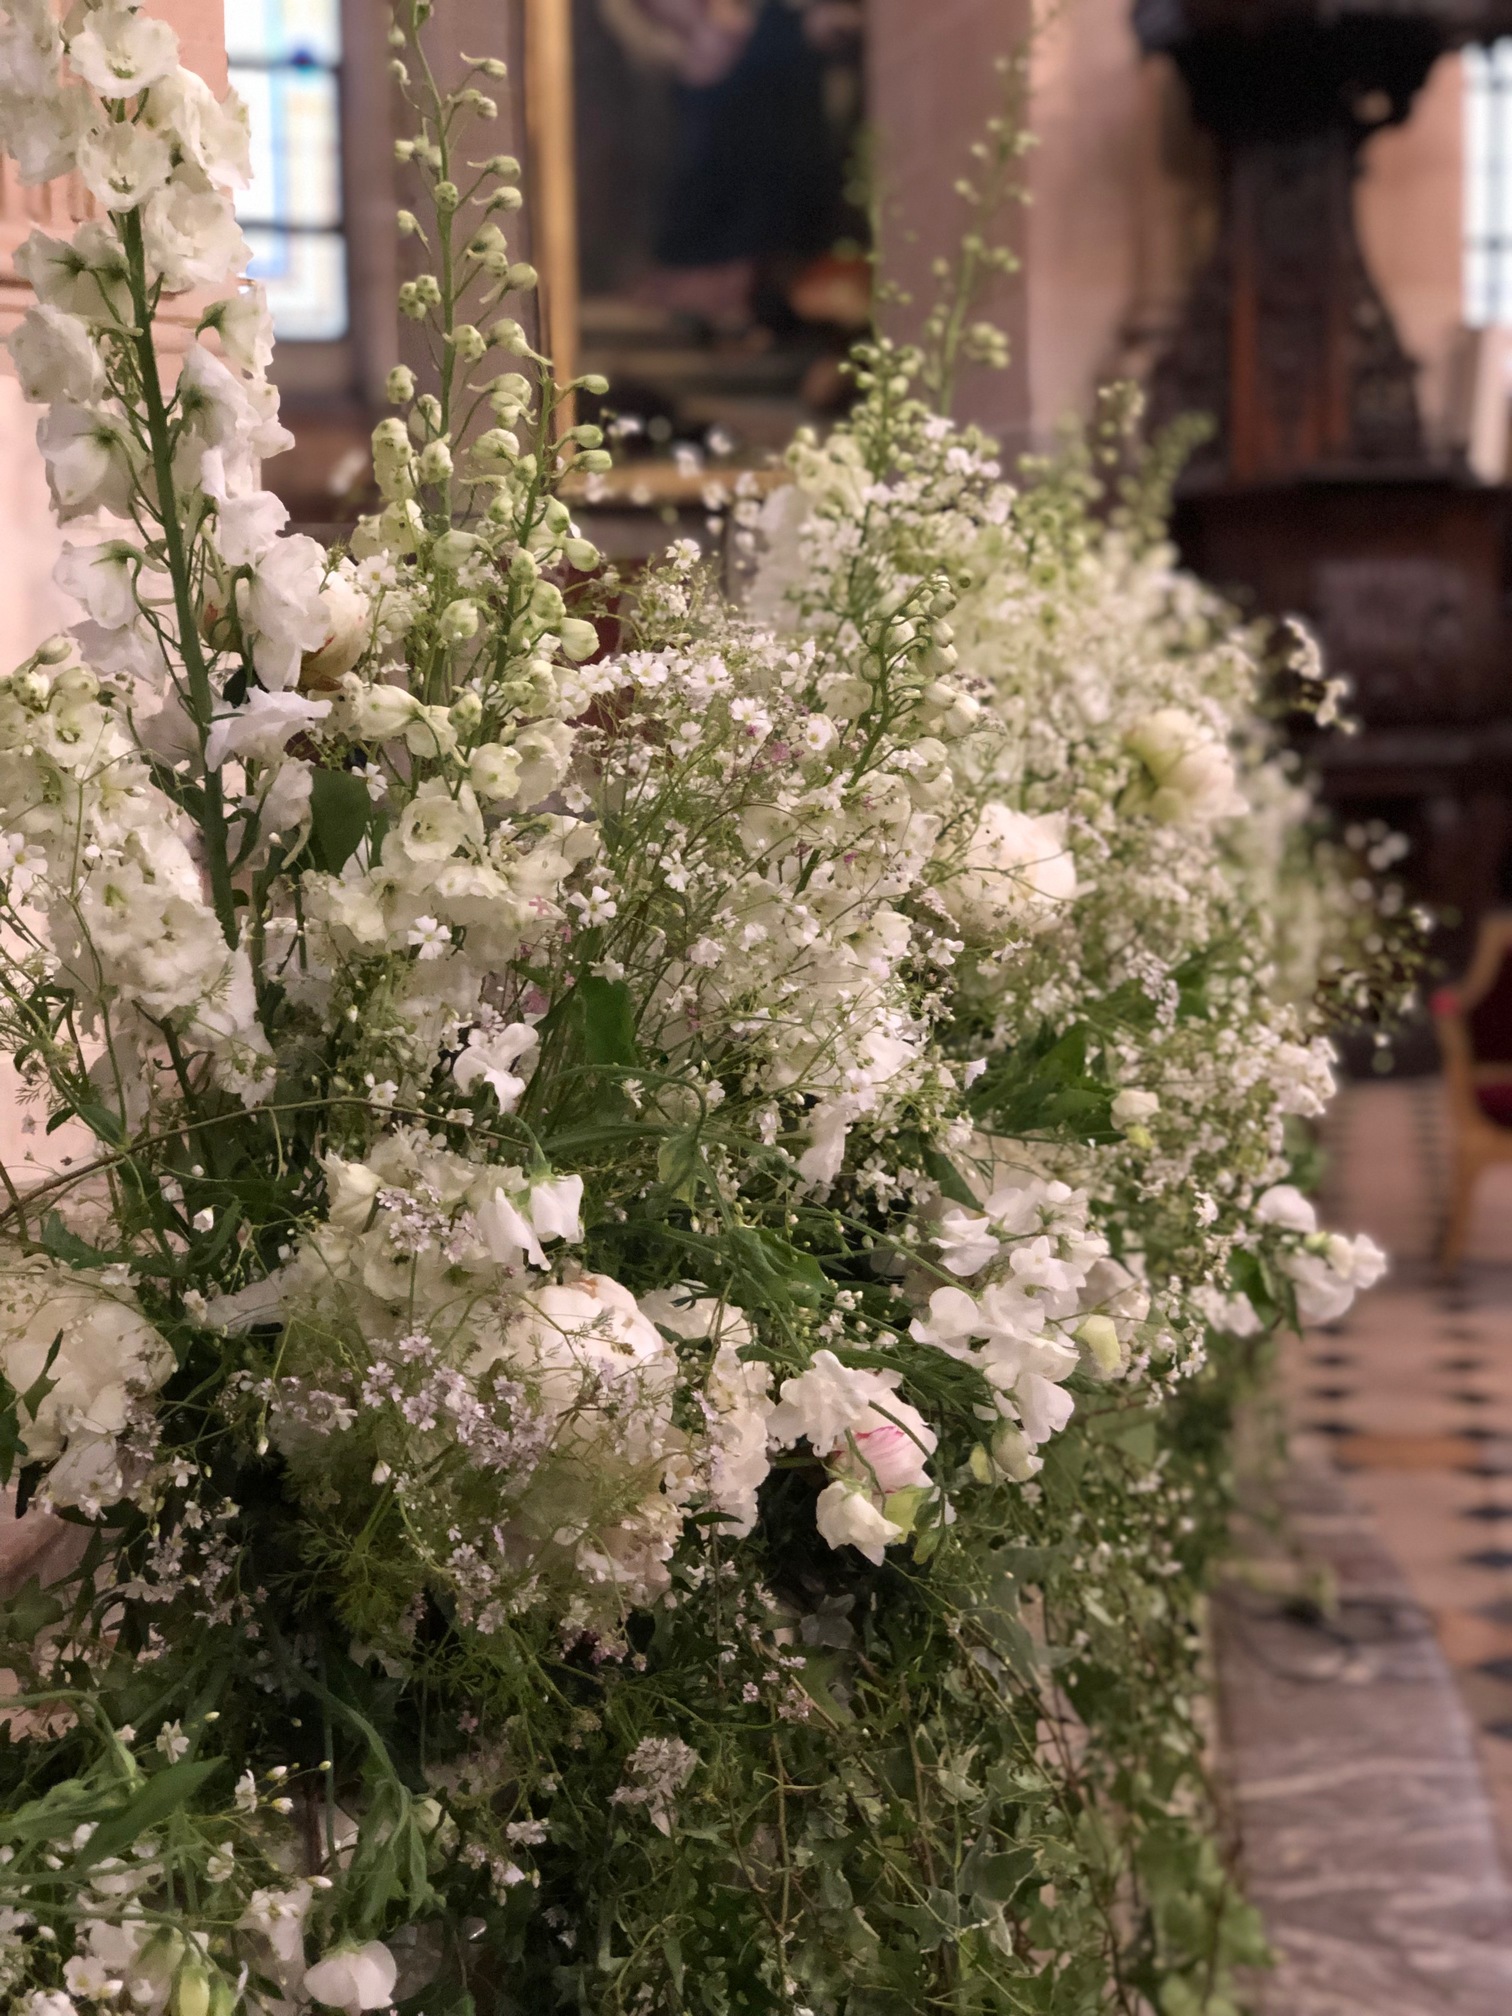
[241,537,333,691]
[1111,1089,1159,1130]
[302,1941,399,2015]
[1283,1233,1387,1327]
[527,1173,584,1246]
[239,1883,314,1991]
[77,119,172,211]
[5,304,103,405]
[453,1020,540,1109]
[1254,1184,1317,1235]
[814,1481,903,1566]
[68,5,179,97]
[205,689,331,771]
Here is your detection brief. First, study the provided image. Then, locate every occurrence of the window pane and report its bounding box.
[225,0,342,66]
[232,63,342,229]
[244,226,348,341]
[1467,46,1512,327]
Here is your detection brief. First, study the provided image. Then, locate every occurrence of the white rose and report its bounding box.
[943,803,1077,939]
[301,573,372,690]
[814,1481,903,1566]
[1124,708,1242,825]
[301,1940,398,2015]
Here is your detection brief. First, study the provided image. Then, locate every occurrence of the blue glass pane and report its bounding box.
[244,226,348,341]
[231,63,342,229]
[1466,44,1512,327]
[225,0,342,67]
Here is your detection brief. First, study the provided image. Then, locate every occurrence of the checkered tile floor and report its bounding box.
[1282,1078,1512,1858]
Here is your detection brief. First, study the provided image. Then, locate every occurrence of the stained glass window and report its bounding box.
[228,0,348,341]
[1466,43,1512,326]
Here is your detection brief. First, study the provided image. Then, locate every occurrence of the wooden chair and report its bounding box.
[1431,912,1512,1271]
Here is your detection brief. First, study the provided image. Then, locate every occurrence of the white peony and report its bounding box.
[639,1291,774,1537]
[941,803,1077,939]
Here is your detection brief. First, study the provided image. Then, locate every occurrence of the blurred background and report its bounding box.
[8,0,1512,999]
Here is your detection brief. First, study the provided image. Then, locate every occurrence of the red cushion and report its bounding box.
[1469,956,1512,1063]
[1476,1083,1512,1127]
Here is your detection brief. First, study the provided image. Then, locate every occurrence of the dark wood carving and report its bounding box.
[1142,2,1512,1000]
[1139,9,1447,478]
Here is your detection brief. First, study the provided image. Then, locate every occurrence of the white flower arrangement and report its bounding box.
[0,7,1412,2014]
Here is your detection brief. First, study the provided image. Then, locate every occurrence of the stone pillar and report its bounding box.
[866,0,1033,452]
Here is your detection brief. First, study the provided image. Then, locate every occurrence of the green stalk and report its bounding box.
[120,210,239,948]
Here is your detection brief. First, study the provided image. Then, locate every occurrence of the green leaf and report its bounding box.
[0,1577,64,1649]
[971,1847,1038,1904]
[308,767,373,874]
[0,1385,22,1490]
[39,1212,120,1272]
[921,1146,977,1208]
[576,974,639,1069]
[19,1333,62,1422]
[656,1132,703,1205]
[75,1758,225,1870]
